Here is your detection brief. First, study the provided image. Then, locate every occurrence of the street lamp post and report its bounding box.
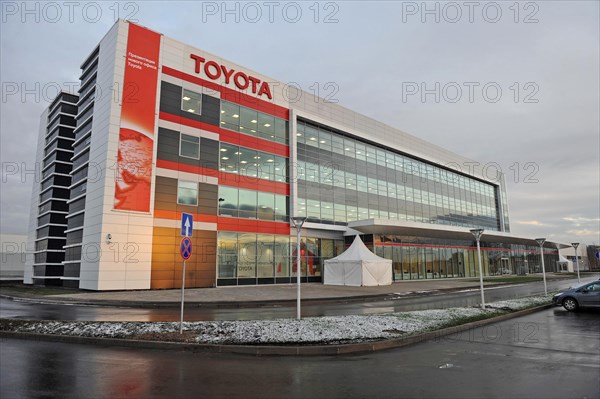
[571,242,580,284]
[535,238,547,295]
[470,228,485,309]
[290,216,307,320]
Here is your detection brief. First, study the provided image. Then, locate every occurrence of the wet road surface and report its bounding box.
[0,278,591,321]
[1,307,598,399]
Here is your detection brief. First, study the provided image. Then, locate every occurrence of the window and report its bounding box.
[179,133,200,159]
[177,181,198,205]
[181,88,202,115]
[220,100,288,144]
[218,186,238,217]
[219,143,239,173]
[239,189,257,219]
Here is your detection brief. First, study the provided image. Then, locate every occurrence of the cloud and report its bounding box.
[562,217,600,225]
[514,220,547,226]
[566,229,600,237]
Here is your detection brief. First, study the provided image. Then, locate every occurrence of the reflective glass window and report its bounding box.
[257,234,275,277]
[237,233,256,278]
[274,194,288,221]
[257,192,275,220]
[218,186,238,217]
[219,143,238,173]
[181,88,202,115]
[274,118,287,144]
[239,148,258,177]
[177,181,198,205]
[218,232,237,278]
[239,189,257,219]
[179,133,199,159]
[220,101,239,131]
[239,107,258,136]
[258,113,275,140]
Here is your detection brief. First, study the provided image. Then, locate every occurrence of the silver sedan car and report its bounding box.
[552,280,600,311]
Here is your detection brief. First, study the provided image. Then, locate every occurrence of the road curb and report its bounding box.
[0,304,554,356]
[0,281,531,309]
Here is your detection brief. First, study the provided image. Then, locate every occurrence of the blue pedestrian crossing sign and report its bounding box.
[180,237,192,260]
[181,213,193,237]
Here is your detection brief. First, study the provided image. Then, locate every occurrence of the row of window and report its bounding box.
[177,86,288,145]
[297,121,496,198]
[219,143,287,182]
[176,181,290,222]
[298,159,497,219]
[218,186,288,221]
[221,100,288,145]
[297,196,499,229]
[217,233,344,279]
[372,240,558,279]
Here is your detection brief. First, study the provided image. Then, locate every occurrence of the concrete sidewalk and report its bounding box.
[24,278,545,306]
[1,274,584,307]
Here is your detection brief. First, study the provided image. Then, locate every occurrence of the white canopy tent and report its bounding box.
[324,235,393,286]
[556,255,574,272]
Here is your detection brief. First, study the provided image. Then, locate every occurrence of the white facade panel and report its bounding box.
[24,110,48,284]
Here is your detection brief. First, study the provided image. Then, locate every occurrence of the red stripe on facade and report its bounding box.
[156,159,289,196]
[377,241,558,253]
[159,112,289,158]
[159,111,220,134]
[162,66,223,96]
[156,159,219,178]
[219,172,289,196]
[218,217,290,235]
[218,129,289,157]
[162,66,289,120]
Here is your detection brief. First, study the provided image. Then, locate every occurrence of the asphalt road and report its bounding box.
[1,307,598,399]
[0,278,592,321]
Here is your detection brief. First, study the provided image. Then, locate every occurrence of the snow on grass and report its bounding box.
[0,295,552,345]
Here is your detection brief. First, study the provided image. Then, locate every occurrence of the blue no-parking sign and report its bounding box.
[180,237,192,260]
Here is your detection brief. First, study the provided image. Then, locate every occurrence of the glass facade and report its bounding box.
[213,86,525,286]
[216,97,294,285]
[296,120,501,230]
[367,235,559,280]
[218,186,288,221]
[217,232,345,285]
[220,100,288,145]
[219,143,287,182]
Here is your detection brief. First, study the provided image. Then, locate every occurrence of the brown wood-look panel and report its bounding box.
[151,226,217,289]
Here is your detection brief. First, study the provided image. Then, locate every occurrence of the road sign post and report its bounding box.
[179,213,193,334]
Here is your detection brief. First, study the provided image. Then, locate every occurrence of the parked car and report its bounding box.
[552,281,600,311]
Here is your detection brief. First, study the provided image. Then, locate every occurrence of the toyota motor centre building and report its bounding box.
[25,20,566,290]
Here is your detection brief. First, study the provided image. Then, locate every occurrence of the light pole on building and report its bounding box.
[470,228,485,309]
[290,216,307,320]
[535,238,547,295]
[571,242,580,283]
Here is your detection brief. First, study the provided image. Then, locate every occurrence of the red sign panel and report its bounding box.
[114,23,161,212]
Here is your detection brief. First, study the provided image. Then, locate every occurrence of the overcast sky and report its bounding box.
[1,1,598,247]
